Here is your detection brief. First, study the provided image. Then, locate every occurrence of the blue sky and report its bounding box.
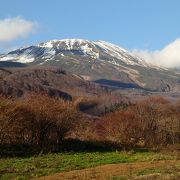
[0,0,180,53]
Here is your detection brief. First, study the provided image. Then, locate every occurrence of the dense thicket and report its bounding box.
[99,97,180,147]
[0,94,80,151]
[0,95,179,154]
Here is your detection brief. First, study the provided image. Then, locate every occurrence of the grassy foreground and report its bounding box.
[0,150,179,179]
[112,164,180,180]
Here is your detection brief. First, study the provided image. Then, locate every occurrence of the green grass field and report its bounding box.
[0,150,178,180]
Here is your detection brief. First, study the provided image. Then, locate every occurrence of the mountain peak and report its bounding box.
[0,38,155,68]
[0,38,179,92]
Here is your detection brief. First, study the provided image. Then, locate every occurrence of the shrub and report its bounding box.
[99,109,142,147]
[99,96,180,147]
[0,94,81,151]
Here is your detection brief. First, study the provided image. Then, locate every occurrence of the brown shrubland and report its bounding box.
[0,94,81,151]
[0,95,179,153]
[99,96,180,147]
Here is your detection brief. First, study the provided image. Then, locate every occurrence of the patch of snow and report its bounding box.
[0,38,163,69]
[48,39,100,59]
[80,43,99,59]
[42,48,55,58]
[109,59,120,67]
[0,54,34,63]
[94,40,152,67]
[38,40,58,48]
[44,58,52,62]
[81,75,91,80]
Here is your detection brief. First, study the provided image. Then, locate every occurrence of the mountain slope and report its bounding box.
[0,39,152,67]
[0,39,180,92]
[0,67,111,98]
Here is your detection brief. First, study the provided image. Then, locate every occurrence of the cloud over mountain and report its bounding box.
[0,17,38,42]
[132,39,180,68]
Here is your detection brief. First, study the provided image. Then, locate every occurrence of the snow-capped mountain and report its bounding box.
[0,39,180,92]
[0,39,151,67]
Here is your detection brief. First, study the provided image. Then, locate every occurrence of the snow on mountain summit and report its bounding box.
[0,38,153,68]
[1,39,180,93]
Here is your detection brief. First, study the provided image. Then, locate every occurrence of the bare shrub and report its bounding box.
[99,109,143,147]
[99,96,180,147]
[0,94,81,151]
[20,94,80,148]
[0,96,34,145]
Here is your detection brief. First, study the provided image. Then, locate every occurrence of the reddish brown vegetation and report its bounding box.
[0,94,81,151]
[0,95,179,153]
[99,96,180,147]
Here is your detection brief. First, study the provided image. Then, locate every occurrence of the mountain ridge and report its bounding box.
[0,39,180,92]
[0,39,154,67]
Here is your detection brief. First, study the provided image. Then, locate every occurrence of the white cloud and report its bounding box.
[132,39,180,68]
[0,17,38,42]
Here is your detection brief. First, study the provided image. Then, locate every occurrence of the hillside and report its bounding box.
[0,67,111,99]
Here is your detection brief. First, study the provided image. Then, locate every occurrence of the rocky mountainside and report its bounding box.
[0,67,128,116]
[0,39,180,92]
[0,67,111,99]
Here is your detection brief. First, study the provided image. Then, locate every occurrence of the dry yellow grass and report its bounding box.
[36,160,180,180]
